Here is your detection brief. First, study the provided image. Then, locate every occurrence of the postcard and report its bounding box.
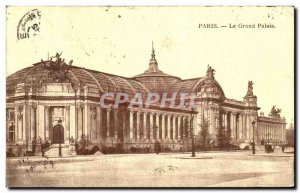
[6,6,294,187]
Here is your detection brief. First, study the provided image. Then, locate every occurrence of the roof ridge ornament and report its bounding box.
[206,65,215,80]
[146,41,161,73]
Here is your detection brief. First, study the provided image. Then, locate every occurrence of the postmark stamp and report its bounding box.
[17,9,41,40]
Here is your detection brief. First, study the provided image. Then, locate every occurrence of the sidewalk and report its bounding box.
[248,151,294,157]
[7,154,99,164]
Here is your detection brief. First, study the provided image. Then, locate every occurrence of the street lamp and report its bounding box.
[251,120,256,154]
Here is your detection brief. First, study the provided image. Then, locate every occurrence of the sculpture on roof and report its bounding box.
[270,105,281,118]
[41,52,73,82]
[206,65,215,80]
[245,81,254,97]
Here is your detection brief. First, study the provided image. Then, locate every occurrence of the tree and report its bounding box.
[199,117,210,151]
[216,126,231,149]
[286,122,294,147]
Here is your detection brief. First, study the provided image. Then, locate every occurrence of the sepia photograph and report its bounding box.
[5,6,294,188]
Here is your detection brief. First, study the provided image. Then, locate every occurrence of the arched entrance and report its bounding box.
[52,124,64,144]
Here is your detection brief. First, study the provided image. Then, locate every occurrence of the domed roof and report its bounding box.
[133,42,182,93]
[7,52,226,100]
[6,54,149,98]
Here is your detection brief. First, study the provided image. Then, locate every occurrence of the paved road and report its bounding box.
[6,150,294,187]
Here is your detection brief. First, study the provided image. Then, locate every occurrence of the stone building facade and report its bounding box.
[6,47,287,154]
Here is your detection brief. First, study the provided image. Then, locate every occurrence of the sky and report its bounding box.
[6,6,294,124]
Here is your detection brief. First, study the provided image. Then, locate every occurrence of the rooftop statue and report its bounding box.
[270,105,281,118]
[206,65,215,80]
[245,81,254,97]
[41,52,73,82]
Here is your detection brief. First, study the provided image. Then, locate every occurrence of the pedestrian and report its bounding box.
[16,144,22,157]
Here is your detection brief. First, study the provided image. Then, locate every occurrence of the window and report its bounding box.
[9,111,15,121]
[9,125,15,142]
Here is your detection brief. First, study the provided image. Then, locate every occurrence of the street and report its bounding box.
[7,149,294,187]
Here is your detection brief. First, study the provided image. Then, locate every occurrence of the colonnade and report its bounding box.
[219,110,256,141]
[257,122,286,143]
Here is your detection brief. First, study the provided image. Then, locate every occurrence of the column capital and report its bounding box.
[76,103,84,109]
[172,113,180,118]
[65,105,70,110]
[17,107,23,120]
[89,105,96,111]
[106,106,112,112]
[30,103,37,109]
[155,112,161,116]
[17,105,23,113]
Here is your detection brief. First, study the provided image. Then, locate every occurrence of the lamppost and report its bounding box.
[251,120,256,154]
[190,108,196,157]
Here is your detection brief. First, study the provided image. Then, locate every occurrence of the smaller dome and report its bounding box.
[134,41,180,79]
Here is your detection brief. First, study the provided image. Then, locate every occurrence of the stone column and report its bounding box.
[129,110,134,140]
[239,114,243,139]
[263,124,265,140]
[77,105,83,140]
[106,107,111,139]
[114,109,118,139]
[17,106,23,141]
[23,104,29,143]
[210,109,215,134]
[96,106,101,141]
[65,106,70,141]
[246,115,249,139]
[173,115,176,140]
[30,104,37,141]
[122,109,127,141]
[167,115,171,139]
[69,105,76,141]
[14,106,18,142]
[231,113,235,139]
[143,112,148,140]
[187,116,192,138]
[136,111,141,140]
[84,102,88,136]
[279,126,281,142]
[178,116,182,140]
[280,124,285,143]
[162,114,166,140]
[155,113,159,140]
[224,112,227,131]
[44,106,49,140]
[242,114,246,138]
[150,113,154,140]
